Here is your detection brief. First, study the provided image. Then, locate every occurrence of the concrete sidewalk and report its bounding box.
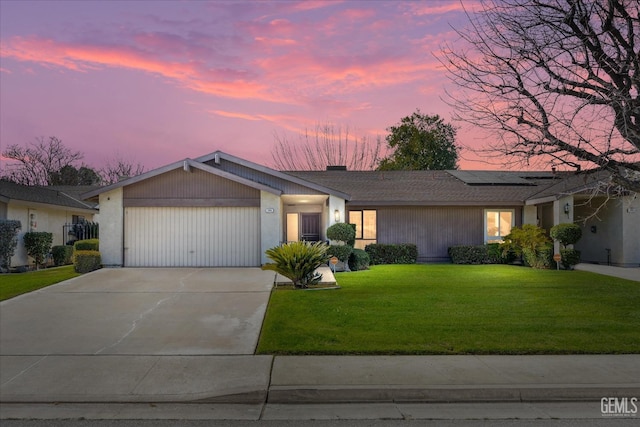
[575,263,640,282]
[2,354,638,405]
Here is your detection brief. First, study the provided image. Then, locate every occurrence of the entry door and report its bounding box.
[300,213,321,242]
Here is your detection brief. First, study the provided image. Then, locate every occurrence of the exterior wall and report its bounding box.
[260,191,282,265]
[523,205,537,226]
[6,202,95,267]
[123,168,260,207]
[0,200,7,219]
[552,195,574,254]
[576,196,639,267]
[328,195,345,229]
[373,206,522,262]
[537,203,554,232]
[99,188,124,267]
[622,195,640,267]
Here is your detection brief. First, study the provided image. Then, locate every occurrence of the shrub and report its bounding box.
[262,241,328,288]
[0,219,21,271]
[560,248,581,269]
[449,245,492,264]
[52,245,74,266]
[348,248,370,271]
[501,225,551,269]
[365,243,418,265]
[74,239,99,251]
[23,231,53,269]
[74,250,102,273]
[327,244,352,262]
[550,223,582,248]
[326,222,356,246]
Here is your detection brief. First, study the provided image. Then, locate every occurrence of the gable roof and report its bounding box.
[82,157,284,200]
[287,170,566,206]
[0,181,97,211]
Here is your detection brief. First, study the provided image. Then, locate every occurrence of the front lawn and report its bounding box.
[257,264,640,355]
[0,265,80,301]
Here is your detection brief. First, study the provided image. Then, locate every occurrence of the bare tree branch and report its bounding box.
[439,0,640,191]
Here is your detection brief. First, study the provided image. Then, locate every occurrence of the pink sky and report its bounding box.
[0,0,492,172]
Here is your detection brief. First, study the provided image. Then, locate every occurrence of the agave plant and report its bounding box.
[262,241,328,288]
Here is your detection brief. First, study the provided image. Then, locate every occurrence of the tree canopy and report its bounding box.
[440,0,640,191]
[377,111,458,171]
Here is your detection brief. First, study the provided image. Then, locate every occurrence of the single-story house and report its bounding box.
[1,181,98,267]
[82,151,639,268]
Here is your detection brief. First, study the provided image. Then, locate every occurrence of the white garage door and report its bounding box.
[124,207,260,267]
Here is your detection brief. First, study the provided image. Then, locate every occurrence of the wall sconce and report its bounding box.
[334,209,340,222]
[564,203,570,215]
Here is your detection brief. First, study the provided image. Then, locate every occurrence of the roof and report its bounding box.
[287,170,567,206]
[525,169,613,204]
[0,181,98,211]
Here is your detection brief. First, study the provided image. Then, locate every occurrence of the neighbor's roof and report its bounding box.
[0,181,98,211]
[287,170,569,206]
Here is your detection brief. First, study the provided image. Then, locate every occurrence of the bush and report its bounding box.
[52,245,74,266]
[560,248,581,269]
[365,243,418,265]
[326,222,356,246]
[449,245,493,264]
[501,225,551,269]
[23,231,53,269]
[327,244,352,262]
[0,219,21,271]
[262,241,328,288]
[550,223,582,248]
[74,239,99,251]
[348,248,370,271]
[74,250,102,273]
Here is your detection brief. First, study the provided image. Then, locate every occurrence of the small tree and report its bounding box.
[326,222,356,246]
[262,241,328,288]
[23,232,53,270]
[550,223,583,269]
[0,220,21,271]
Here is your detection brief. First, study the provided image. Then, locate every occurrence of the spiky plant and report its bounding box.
[262,241,327,288]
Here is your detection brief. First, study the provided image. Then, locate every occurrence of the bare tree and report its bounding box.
[99,155,146,184]
[440,0,640,191]
[1,137,84,186]
[271,123,385,171]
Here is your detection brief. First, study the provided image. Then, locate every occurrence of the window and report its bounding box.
[286,213,299,242]
[484,209,514,243]
[349,210,377,249]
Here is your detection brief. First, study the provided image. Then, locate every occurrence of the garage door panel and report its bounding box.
[125,207,260,267]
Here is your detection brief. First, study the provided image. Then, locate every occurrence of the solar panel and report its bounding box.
[447,171,535,186]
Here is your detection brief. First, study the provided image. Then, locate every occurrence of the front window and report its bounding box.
[349,210,377,249]
[484,209,514,243]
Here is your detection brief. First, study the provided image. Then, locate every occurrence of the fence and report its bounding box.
[63,221,99,245]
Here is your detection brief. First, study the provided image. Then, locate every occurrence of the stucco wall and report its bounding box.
[622,195,640,267]
[99,188,124,266]
[260,191,281,265]
[6,203,95,267]
[575,197,623,266]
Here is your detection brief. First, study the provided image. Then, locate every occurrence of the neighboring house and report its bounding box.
[0,181,98,267]
[83,151,640,269]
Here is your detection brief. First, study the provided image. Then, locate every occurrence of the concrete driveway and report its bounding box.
[0,268,274,356]
[1,268,276,403]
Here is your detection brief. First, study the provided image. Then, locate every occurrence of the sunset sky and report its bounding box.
[0,0,490,172]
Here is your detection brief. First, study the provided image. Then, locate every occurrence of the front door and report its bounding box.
[300,213,321,242]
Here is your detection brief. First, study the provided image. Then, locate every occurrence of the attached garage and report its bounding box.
[124,206,260,267]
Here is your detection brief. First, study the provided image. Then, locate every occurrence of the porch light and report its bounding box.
[334,209,340,222]
[564,203,570,214]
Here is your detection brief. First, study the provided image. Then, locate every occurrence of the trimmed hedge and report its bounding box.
[327,244,353,262]
[326,223,356,246]
[0,219,21,270]
[449,245,497,264]
[52,245,74,266]
[365,243,417,265]
[24,231,53,269]
[74,239,99,251]
[348,248,370,271]
[560,248,581,269]
[74,250,102,273]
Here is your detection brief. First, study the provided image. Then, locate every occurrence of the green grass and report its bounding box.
[257,264,640,355]
[0,265,80,301]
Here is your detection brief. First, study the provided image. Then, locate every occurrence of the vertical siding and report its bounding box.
[377,207,484,262]
[124,207,260,267]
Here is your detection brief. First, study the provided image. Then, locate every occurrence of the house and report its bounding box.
[0,181,98,267]
[82,151,640,268]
